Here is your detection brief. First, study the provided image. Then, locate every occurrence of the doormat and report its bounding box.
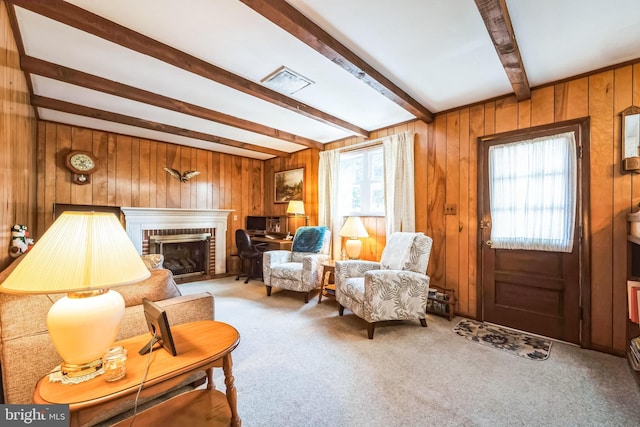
[452,319,552,361]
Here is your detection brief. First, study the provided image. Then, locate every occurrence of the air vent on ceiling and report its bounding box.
[261,66,314,95]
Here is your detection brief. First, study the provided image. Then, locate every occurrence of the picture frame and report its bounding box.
[274,167,304,203]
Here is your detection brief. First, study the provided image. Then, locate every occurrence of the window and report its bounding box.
[488,131,577,252]
[339,146,384,216]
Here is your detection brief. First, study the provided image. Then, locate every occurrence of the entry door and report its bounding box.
[480,129,582,344]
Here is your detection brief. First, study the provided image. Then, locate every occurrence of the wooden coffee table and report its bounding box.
[34,320,241,427]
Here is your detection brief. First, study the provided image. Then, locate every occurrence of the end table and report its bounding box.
[318,260,336,303]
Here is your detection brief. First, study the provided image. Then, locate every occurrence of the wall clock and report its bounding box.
[65,150,98,185]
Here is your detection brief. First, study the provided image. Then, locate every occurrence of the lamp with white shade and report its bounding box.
[339,217,369,259]
[286,200,309,227]
[0,212,150,378]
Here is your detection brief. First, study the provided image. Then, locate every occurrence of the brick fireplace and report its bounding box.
[120,208,233,276]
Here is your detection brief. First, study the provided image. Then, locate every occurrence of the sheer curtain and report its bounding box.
[489,131,577,252]
[383,130,416,236]
[318,150,342,258]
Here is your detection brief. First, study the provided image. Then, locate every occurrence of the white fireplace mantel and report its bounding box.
[121,207,234,274]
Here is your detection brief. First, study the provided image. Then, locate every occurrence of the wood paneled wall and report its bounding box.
[308,61,640,354]
[35,122,264,262]
[0,0,37,270]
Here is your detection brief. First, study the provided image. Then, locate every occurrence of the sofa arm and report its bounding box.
[118,292,214,340]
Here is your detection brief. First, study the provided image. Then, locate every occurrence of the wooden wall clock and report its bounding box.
[65,150,98,185]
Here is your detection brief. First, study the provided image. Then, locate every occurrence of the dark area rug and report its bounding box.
[453,318,552,361]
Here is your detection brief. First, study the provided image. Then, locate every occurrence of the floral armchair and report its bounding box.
[335,232,433,339]
[263,226,331,303]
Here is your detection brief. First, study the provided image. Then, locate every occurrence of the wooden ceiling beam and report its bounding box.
[21,56,324,151]
[9,0,369,138]
[240,0,434,123]
[475,0,531,100]
[31,96,291,158]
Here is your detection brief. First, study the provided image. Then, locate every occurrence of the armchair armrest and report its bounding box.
[263,250,292,266]
[301,254,331,288]
[335,260,381,283]
[364,270,431,322]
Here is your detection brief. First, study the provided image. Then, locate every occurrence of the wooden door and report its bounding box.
[479,124,586,345]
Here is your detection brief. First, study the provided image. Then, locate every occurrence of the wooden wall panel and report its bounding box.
[32,122,263,265]
[589,71,615,348]
[612,66,633,351]
[0,0,37,270]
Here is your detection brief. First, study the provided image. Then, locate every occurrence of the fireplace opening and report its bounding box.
[149,233,211,279]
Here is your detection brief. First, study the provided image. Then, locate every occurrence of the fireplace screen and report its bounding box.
[149,233,211,278]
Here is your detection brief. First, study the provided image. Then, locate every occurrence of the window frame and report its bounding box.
[338,145,385,217]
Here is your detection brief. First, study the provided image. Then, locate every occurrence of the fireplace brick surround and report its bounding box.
[120,208,233,276]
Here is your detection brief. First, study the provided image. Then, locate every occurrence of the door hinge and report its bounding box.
[578,225,583,240]
[578,145,583,159]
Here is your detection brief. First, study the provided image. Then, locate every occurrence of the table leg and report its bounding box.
[223,353,241,427]
[318,268,326,303]
[206,367,215,390]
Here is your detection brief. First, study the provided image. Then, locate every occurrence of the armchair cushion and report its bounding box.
[380,232,416,270]
[291,226,329,253]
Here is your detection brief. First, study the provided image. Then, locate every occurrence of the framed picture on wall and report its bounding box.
[274,167,304,203]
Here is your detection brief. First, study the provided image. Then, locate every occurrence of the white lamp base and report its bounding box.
[345,238,362,260]
[47,290,125,377]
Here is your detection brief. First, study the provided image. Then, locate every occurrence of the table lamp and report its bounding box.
[287,200,309,226]
[0,212,150,378]
[339,217,369,259]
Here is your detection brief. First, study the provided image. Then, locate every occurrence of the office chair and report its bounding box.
[235,229,267,284]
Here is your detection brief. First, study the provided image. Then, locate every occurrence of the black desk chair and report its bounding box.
[235,229,267,283]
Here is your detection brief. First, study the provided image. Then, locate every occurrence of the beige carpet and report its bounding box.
[179,277,640,427]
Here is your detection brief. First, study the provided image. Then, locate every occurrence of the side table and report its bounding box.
[318,260,336,303]
[34,320,241,427]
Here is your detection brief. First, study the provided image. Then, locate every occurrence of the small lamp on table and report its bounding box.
[339,217,369,259]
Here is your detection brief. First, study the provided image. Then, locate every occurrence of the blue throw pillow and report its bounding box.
[292,226,328,253]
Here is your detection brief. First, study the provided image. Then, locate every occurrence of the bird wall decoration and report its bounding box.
[163,167,201,182]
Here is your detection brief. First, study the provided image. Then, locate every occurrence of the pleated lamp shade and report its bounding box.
[286,200,305,215]
[1,211,150,294]
[0,211,150,377]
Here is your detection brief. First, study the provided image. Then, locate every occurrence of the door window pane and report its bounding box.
[489,132,577,252]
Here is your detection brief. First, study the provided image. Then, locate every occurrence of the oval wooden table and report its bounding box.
[34,320,241,427]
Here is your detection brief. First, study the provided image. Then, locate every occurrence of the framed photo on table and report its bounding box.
[274,167,304,203]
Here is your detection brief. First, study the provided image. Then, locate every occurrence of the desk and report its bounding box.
[251,236,293,251]
[34,320,241,427]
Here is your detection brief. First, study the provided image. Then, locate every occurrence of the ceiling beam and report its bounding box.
[31,96,291,158]
[475,0,531,100]
[21,56,324,151]
[8,0,370,138]
[240,0,434,123]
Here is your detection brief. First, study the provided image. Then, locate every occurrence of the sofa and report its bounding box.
[0,255,215,426]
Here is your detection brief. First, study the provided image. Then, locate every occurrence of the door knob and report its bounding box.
[486,240,493,247]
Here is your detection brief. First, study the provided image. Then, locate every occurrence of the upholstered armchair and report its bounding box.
[335,232,433,339]
[263,226,331,303]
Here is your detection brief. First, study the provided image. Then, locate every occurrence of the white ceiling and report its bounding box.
[8,0,640,159]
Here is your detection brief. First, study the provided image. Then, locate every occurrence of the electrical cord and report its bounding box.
[128,330,157,427]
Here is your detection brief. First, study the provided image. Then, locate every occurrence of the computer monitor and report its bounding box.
[246,216,267,234]
[138,298,177,356]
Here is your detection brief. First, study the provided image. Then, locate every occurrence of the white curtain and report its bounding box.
[318,149,342,258]
[383,130,416,236]
[489,131,577,252]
